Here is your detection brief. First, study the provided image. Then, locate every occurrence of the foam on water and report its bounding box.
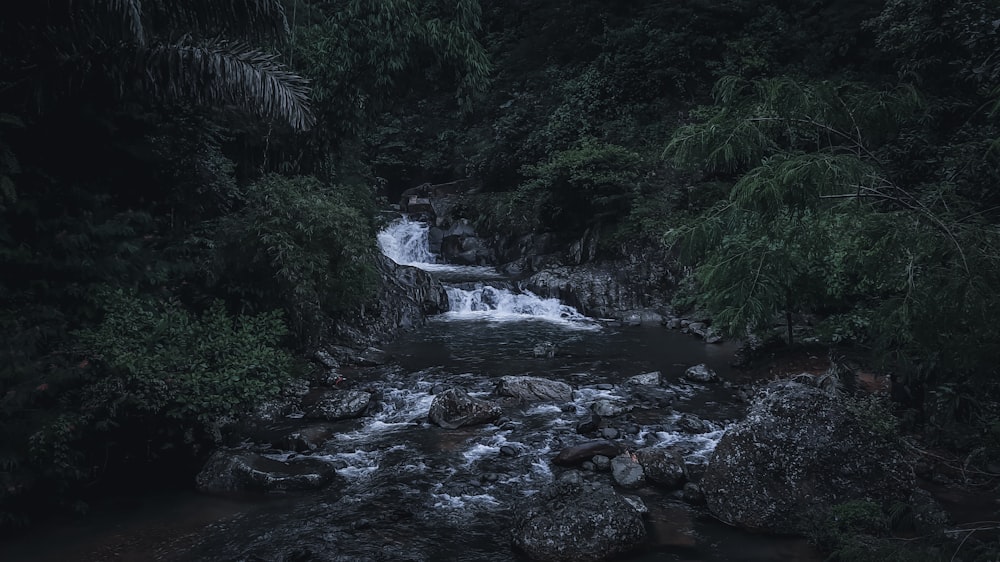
[430,492,501,510]
[443,285,597,329]
[378,217,437,265]
[525,404,564,415]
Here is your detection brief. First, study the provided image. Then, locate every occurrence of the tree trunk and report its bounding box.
[785,287,794,346]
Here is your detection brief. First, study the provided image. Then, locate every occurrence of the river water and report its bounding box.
[0,218,821,561]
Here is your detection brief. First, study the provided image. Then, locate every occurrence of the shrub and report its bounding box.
[76,290,292,444]
[209,174,378,345]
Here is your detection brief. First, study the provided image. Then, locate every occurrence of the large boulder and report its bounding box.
[304,390,372,421]
[427,388,503,429]
[196,449,338,493]
[331,254,449,346]
[497,375,573,402]
[512,480,646,562]
[636,448,686,488]
[522,240,675,320]
[701,381,914,533]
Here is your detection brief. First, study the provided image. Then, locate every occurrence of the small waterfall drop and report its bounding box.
[444,285,595,327]
[378,217,437,266]
[377,217,594,327]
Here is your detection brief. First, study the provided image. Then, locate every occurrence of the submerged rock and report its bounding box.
[701,381,914,533]
[512,480,647,562]
[427,387,502,429]
[196,449,338,493]
[497,375,573,402]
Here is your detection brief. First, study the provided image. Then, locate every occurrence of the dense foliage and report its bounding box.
[0,0,488,528]
[2,0,999,552]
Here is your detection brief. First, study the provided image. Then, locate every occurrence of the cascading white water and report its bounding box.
[378,217,594,326]
[444,285,595,327]
[378,217,437,265]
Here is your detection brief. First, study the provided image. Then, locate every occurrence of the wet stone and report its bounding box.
[500,445,520,457]
[682,482,706,505]
[626,371,661,386]
[427,387,503,429]
[591,399,629,417]
[683,364,718,383]
[611,455,645,489]
[552,440,622,466]
[676,413,712,434]
[601,427,620,439]
[576,412,601,434]
[593,455,612,472]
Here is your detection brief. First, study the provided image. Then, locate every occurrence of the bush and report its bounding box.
[209,174,378,345]
[76,290,293,443]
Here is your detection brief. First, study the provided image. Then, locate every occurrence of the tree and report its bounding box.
[0,1,313,131]
[665,75,1000,379]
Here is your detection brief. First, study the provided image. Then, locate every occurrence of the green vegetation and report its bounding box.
[0,0,487,528]
[2,0,1000,552]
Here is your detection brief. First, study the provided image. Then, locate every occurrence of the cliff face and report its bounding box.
[331,254,449,346]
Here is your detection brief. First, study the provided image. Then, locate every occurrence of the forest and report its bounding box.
[1,0,999,558]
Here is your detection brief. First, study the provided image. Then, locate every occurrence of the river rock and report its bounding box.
[701,380,914,533]
[683,364,718,383]
[625,371,661,386]
[591,399,629,417]
[427,388,502,429]
[512,480,646,562]
[304,390,372,421]
[196,449,338,493]
[576,412,601,434]
[497,375,573,402]
[676,413,712,434]
[636,448,686,488]
[552,440,622,466]
[610,455,645,488]
[682,483,706,505]
[593,455,612,472]
[275,424,336,453]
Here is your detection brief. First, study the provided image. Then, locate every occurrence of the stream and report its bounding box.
[0,217,821,561]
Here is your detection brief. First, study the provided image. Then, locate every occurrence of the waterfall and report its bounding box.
[444,285,594,327]
[378,217,437,266]
[377,217,594,327]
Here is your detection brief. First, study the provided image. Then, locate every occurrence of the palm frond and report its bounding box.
[143,39,314,130]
